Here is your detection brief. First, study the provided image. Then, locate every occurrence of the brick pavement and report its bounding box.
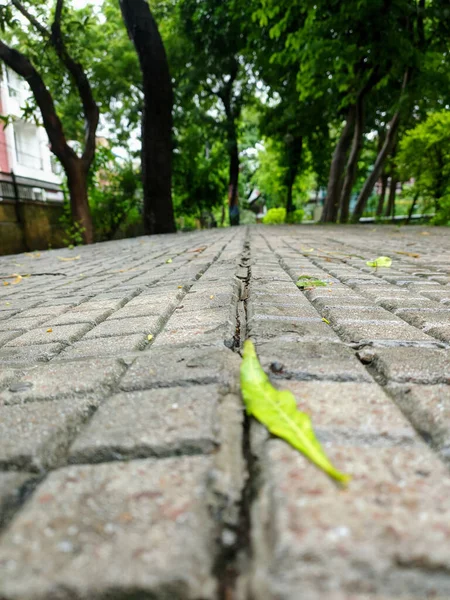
[0,224,449,599]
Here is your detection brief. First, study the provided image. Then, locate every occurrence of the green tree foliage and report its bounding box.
[397,111,450,223]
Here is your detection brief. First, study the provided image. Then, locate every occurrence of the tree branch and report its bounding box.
[10,0,50,37]
[0,38,76,164]
[50,0,99,166]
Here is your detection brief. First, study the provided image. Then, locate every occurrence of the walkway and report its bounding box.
[0,224,449,599]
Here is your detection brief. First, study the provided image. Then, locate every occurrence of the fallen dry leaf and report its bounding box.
[394,251,420,258]
[147,334,153,341]
[3,281,9,286]
[210,295,214,299]
[46,328,53,333]
[57,255,80,261]
[322,317,330,324]
[11,274,22,284]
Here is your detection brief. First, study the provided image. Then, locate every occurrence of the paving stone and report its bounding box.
[247,300,319,320]
[387,384,450,460]
[105,301,171,319]
[154,322,235,348]
[0,330,23,347]
[42,308,113,326]
[5,323,92,346]
[0,400,94,471]
[322,306,397,324]
[367,347,450,384]
[69,385,221,463]
[167,306,235,330]
[0,316,49,331]
[58,334,147,359]
[335,320,434,344]
[425,324,450,343]
[254,341,371,382]
[0,457,218,599]
[247,316,340,343]
[0,343,64,366]
[0,359,125,405]
[0,472,36,528]
[250,440,450,600]
[120,346,240,391]
[84,315,164,339]
[281,381,417,445]
[394,309,450,329]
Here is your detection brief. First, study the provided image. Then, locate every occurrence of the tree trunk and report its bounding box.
[339,100,365,222]
[352,112,400,222]
[352,70,409,222]
[376,172,388,217]
[285,136,303,218]
[322,105,356,223]
[385,175,398,218]
[66,159,93,244]
[228,139,240,226]
[119,0,176,235]
[406,189,420,223]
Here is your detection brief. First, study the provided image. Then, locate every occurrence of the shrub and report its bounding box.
[262,207,286,224]
[262,207,304,224]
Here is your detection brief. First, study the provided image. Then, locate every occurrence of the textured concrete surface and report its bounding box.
[0,224,449,599]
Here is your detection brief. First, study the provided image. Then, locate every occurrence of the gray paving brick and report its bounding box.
[254,341,371,382]
[0,457,218,599]
[58,334,147,359]
[84,315,164,339]
[425,324,450,343]
[120,346,240,391]
[0,472,36,528]
[0,330,22,347]
[368,347,450,384]
[0,400,93,471]
[335,320,434,344]
[42,308,113,327]
[247,316,340,343]
[281,381,417,445]
[69,385,221,463]
[5,323,92,346]
[0,343,64,366]
[387,383,450,460]
[250,441,450,600]
[0,359,125,405]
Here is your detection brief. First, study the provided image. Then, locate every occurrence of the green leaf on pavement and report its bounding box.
[296,275,327,288]
[240,340,350,485]
[366,256,392,268]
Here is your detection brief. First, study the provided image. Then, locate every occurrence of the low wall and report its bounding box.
[0,201,65,256]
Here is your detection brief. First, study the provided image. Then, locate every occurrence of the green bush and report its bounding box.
[432,194,450,225]
[262,207,304,224]
[286,208,304,224]
[262,207,286,224]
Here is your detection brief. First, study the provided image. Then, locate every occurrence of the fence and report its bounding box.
[0,171,65,255]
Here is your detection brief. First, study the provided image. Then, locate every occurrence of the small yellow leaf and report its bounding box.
[366,256,392,268]
[147,334,153,341]
[421,231,430,235]
[3,281,9,286]
[166,258,173,264]
[210,295,214,299]
[178,285,183,289]
[46,328,53,333]
[57,255,80,261]
[322,317,330,325]
[11,274,22,284]
[5,302,10,305]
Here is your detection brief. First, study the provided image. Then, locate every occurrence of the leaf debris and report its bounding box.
[240,340,350,484]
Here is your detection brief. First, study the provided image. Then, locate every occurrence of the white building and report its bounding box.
[0,66,63,203]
